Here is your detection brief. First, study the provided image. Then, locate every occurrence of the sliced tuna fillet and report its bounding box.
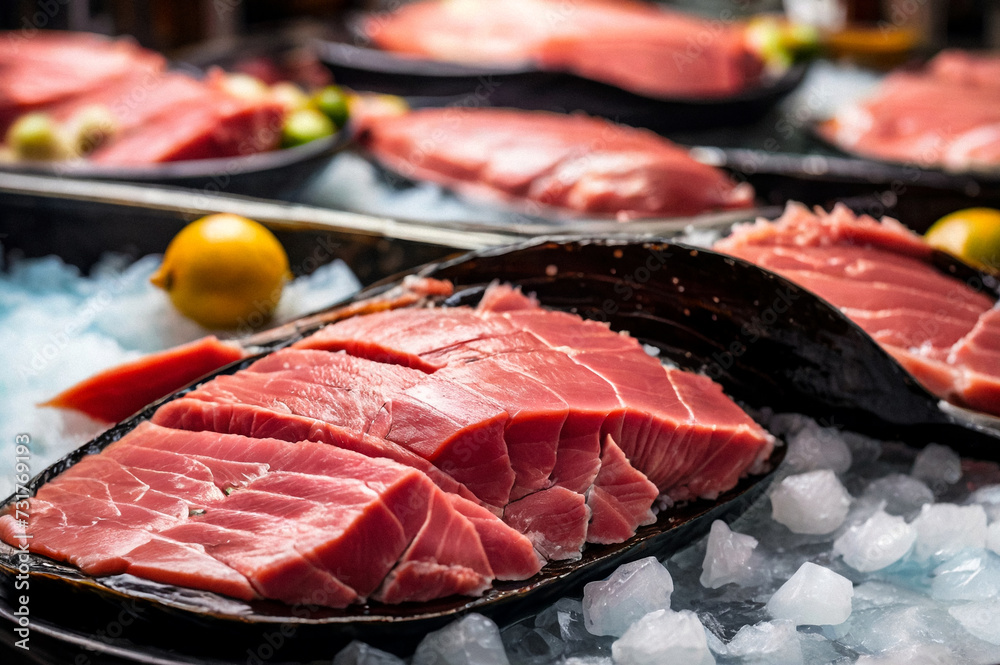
[447,495,544,580]
[374,491,493,603]
[363,0,763,98]
[359,108,754,219]
[818,50,1000,171]
[503,486,591,561]
[585,436,659,544]
[152,398,478,502]
[715,203,1000,417]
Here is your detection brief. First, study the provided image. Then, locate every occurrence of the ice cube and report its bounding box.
[412,614,509,665]
[949,600,1000,645]
[833,509,916,572]
[931,550,1000,601]
[911,444,962,490]
[988,522,1000,556]
[611,609,714,665]
[500,622,563,664]
[333,641,407,665]
[582,557,673,637]
[770,470,852,535]
[854,644,958,665]
[766,562,853,626]
[784,422,852,474]
[725,620,803,665]
[862,474,934,517]
[700,520,759,589]
[969,485,1000,522]
[911,503,987,562]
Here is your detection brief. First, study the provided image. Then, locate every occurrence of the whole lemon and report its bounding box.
[150,214,290,329]
[925,207,1000,272]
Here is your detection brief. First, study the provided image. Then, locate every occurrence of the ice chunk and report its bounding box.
[911,444,962,490]
[500,623,563,664]
[931,550,1000,601]
[911,503,987,562]
[833,510,916,572]
[854,644,958,665]
[334,641,407,665]
[770,470,852,535]
[784,422,852,474]
[611,610,714,665]
[766,562,853,626]
[700,520,759,589]
[582,557,673,637]
[862,474,934,517]
[949,600,1000,645]
[725,620,802,664]
[988,522,1000,555]
[412,614,509,665]
[969,485,1000,523]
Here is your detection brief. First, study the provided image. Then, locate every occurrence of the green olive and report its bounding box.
[67,105,117,156]
[7,112,69,161]
[312,85,350,129]
[281,108,335,148]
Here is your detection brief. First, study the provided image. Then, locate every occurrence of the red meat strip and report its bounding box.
[359,108,754,219]
[715,203,1000,417]
[503,486,591,561]
[363,0,763,98]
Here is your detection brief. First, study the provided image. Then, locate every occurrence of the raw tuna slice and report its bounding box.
[4,422,516,607]
[447,495,544,580]
[0,31,164,131]
[503,487,591,561]
[374,491,493,603]
[120,536,257,601]
[818,50,1000,171]
[152,398,479,503]
[358,108,754,219]
[585,436,659,544]
[715,203,1000,417]
[363,0,763,98]
[156,518,359,607]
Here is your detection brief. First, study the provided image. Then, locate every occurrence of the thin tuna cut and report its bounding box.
[0,31,284,164]
[715,203,1000,416]
[3,422,515,606]
[819,50,1000,171]
[359,107,754,219]
[363,0,764,98]
[298,293,774,505]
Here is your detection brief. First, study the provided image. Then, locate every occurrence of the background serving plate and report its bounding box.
[312,18,808,132]
[0,130,348,199]
[4,236,1000,663]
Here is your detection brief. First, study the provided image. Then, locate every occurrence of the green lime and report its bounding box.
[313,85,350,129]
[281,108,335,148]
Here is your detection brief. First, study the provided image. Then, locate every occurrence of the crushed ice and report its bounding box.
[0,249,360,498]
[335,413,1000,664]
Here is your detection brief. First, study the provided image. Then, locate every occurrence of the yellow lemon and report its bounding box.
[925,208,1000,272]
[150,214,290,329]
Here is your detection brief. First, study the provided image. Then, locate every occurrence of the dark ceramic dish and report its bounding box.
[3,237,1000,664]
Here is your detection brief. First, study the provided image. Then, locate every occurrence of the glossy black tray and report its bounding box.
[313,23,808,132]
[4,237,1000,664]
[0,130,348,199]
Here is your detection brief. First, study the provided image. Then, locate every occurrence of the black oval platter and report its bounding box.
[0,127,349,198]
[313,22,808,132]
[3,237,1000,664]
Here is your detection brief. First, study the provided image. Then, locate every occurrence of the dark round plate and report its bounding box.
[0,130,349,197]
[313,31,808,132]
